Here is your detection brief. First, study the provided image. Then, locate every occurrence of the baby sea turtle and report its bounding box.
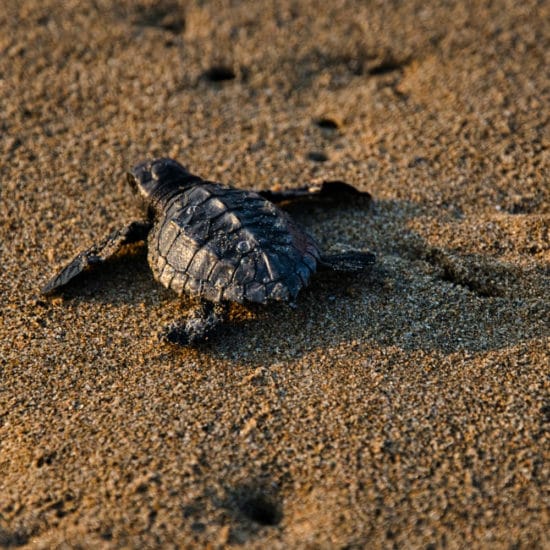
[42,158,375,345]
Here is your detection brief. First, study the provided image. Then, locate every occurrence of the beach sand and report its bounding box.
[1,0,548,547]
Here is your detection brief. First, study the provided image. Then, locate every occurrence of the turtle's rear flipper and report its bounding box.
[318,251,376,272]
[161,302,227,346]
[41,220,152,295]
[258,181,371,206]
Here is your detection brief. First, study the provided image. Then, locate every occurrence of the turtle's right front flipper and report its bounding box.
[41,220,151,295]
[257,180,371,206]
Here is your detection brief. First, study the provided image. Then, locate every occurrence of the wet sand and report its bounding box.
[1,0,548,547]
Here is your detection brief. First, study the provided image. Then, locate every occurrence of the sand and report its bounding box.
[1,0,548,548]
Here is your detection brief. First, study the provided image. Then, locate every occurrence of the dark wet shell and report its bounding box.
[147,181,321,304]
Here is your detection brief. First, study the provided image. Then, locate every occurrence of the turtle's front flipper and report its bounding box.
[318,251,376,272]
[41,220,152,295]
[257,181,371,206]
[161,302,227,346]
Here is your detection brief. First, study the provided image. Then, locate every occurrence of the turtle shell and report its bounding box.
[148,181,321,304]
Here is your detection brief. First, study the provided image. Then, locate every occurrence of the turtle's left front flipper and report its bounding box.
[41,220,151,295]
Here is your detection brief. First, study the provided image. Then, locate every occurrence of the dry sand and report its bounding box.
[1,0,549,548]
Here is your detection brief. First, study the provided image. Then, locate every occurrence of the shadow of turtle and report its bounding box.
[201,198,548,359]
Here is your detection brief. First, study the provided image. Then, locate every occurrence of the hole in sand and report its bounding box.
[307,151,329,162]
[368,59,408,76]
[203,66,236,82]
[238,494,282,525]
[36,451,56,467]
[314,117,340,130]
[132,4,185,34]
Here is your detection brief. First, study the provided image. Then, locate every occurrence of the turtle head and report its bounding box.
[127,158,190,201]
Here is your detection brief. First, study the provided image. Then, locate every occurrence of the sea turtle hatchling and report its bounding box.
[42,158,375,345]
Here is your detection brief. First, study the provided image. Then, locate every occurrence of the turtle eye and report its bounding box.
[151,161,165,180]
[127,172,138,190]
